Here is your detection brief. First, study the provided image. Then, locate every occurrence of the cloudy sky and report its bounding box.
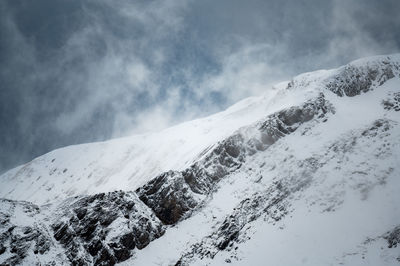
[1,0,399,173]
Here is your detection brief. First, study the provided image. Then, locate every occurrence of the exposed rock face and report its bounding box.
[286,57,400,97]
[137,94,334,225]
[324,58,399,96]
[0,192,165,266]
[136,171,200,225]
[52,191,165,265]
[382,91,400,111]
[385,226,400,249]
[0,199,53,265]
[257,93,332,140]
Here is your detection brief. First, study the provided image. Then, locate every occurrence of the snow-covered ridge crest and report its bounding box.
[288,53,400,96]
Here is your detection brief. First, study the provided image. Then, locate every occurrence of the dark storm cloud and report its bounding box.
[0,0,399,173]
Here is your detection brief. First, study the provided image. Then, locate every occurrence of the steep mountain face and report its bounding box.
[1,54,400,265]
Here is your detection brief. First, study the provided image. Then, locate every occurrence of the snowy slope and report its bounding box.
[0,54,400,265]
[0,78,305,205]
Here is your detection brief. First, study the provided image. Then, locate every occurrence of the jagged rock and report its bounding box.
[385,226,400,248]
[0,244,5,255]
[137,171,200,225]
[0,199,53,265]
[324,58,399,96]
[52,191,165,265]
[0,191,168,265]
[382,91,400,111]
[258,93,333,143]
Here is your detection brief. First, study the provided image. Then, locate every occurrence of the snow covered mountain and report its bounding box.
[1,54,400,265]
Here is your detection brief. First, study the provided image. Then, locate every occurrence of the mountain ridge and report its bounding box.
[1,53,400,265]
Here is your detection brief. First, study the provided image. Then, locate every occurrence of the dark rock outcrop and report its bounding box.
[385,225,400,248]
[324,58,399,97]
[137,94,334,225]
[0,199,53,265]
[52,191,165,265]
[137,171,199,225]
[382,92,400,111]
